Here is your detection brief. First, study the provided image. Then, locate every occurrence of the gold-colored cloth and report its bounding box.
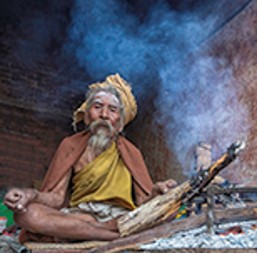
[73,73,137,126]
[69,142,136,210]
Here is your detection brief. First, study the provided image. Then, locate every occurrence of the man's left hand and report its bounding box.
[151,179,178,197]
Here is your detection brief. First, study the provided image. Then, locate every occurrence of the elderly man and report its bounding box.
[4,74,176,243]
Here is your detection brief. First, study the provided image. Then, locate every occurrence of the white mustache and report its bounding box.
[89,120,114,135]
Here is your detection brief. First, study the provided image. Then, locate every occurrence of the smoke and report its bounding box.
[65,0,250,175]
[3,0,250,175]
[155,56,250,176]
[65,0,218,96]
[65,0,150,96]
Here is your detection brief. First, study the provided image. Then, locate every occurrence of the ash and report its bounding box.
[140,220,257,250]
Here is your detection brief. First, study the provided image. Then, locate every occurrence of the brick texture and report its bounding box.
[1,1,257,189]
[195,0,257,184]
[128,1,257,185]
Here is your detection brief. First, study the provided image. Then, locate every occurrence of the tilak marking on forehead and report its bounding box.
[92,91,121,106]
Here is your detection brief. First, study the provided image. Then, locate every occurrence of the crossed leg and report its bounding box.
[14,203,120,241]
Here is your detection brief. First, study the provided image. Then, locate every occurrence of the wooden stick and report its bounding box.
[118,181,191,237]
[118,141,245,237]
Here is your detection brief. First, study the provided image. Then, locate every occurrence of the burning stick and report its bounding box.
[118,141,245,237]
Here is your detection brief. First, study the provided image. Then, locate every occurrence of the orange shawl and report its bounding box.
[40,130,153,205]
[19,131,154,243]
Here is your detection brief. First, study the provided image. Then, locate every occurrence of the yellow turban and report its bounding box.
[73,74,137,128]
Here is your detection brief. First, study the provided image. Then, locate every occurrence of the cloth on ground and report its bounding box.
[61,202,129,222]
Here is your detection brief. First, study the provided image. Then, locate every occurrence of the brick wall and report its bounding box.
[0,99,71,189]
[142,0,257,185]
[1,0,257,190]
[128,1,257,185]
[126,94,187,183]
[195,0,257,184]
[0,60,84,188]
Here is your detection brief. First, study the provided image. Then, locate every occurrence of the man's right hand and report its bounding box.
[3,188,37,213]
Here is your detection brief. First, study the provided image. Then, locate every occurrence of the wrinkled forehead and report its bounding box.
[93,91,121,107]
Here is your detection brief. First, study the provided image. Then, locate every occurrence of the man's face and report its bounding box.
[85,91,123,135]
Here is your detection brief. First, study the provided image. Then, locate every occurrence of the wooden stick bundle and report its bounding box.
[118,141,245,237]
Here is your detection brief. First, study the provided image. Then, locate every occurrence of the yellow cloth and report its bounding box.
[73,73,137,126]
[69,142,136,210]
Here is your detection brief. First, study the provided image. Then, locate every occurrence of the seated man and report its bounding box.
[4,74,177,243]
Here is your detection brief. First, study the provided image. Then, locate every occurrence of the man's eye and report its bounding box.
[94,104,102,109]
[110,107,118,113]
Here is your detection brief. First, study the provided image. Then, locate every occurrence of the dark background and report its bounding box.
[1,0,256,190]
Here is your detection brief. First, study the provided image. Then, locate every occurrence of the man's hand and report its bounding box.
[151,178,178,198]
[3,188,37,213]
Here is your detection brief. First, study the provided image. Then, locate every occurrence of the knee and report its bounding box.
[14,203,43,232]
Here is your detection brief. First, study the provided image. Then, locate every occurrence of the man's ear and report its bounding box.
[118,119,124,133]
[118,125,124,133]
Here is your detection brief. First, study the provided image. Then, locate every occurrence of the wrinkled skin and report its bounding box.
[151,179,178,197]
[4,188,36,213]
[4,91,177,242]
[3,91,125,242]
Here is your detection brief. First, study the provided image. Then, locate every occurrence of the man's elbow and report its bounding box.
[53,195,66,209]
[37,191,66,209]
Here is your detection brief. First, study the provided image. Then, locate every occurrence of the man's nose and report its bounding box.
[100,107,109,119]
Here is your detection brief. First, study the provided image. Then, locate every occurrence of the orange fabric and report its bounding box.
[19,130,154,243]
[40,131,153,200]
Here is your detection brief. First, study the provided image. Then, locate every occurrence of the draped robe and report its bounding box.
[19,130,154,243]
[69,141,136,210]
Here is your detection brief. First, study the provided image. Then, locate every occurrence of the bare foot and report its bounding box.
[103,219,118,232]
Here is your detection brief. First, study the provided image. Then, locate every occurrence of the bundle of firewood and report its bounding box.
[118,141,245,237]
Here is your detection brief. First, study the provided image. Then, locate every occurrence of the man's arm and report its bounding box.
[34,169,71,208]
[4,170,71,213]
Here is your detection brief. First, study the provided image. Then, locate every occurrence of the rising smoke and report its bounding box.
[65,0,217,95]
[65,0,250,176]
[3,0,250,176]
[156,56,250,175]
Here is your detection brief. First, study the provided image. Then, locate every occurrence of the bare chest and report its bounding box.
[73,146,96,174]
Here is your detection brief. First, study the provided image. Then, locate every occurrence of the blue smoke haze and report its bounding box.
[156,56,250,175]
[4,0,250,175]
[65,0,216,95]
[64,0,250,175]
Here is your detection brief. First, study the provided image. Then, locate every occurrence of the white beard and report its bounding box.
[88,120,116,157]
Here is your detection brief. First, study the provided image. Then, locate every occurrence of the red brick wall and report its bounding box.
[195,0,257,184]
[0,102,71,188]
[0,60,82,188]
[126,1,257,186]
[1,1,257,189]
[136,0,257,185]
[126,95,187,183]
